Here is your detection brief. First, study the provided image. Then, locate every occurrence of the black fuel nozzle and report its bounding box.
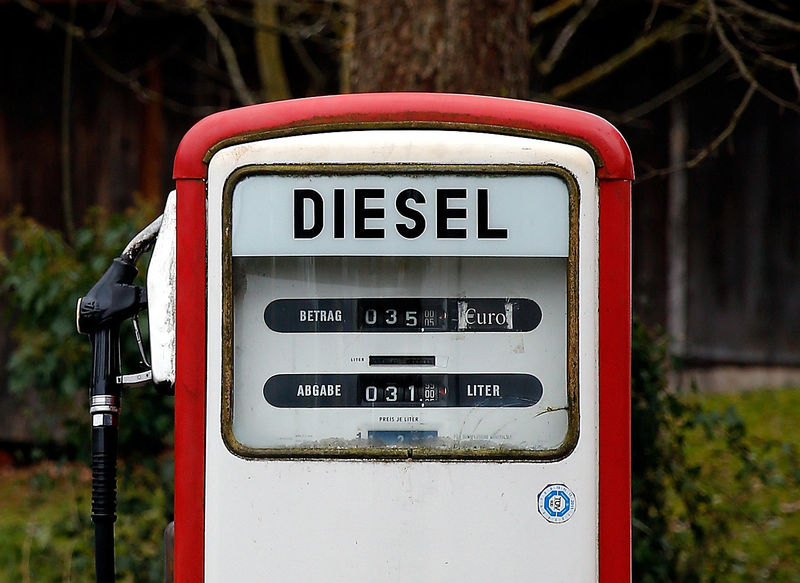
[77,214,160,583]
[77,256,148,583]
[77,257,146,337]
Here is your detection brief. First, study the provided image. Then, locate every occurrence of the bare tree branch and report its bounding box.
[12,0,85,38]
[714,1,800,98]
[278,0,335,40]
[644,0,663,30]
[550,2,701,100]
[81,43,217,116]
[538,0,599,75]
[757,53,800,98]
[86,0,117,39]
[723,0,800,33]
[706,0,800,112]
[196,4,258,105]
[193,0,342,41]
[790,63,800,97]
[636,80,757,181]
[288,35,326,92]
[14,0,217,115]
[530,0,581,27]
[618,53,729,122]
[685,80,756,168]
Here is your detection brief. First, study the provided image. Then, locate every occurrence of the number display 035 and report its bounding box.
[264,297,542,333]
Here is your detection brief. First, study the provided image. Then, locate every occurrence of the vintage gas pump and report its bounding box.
[81,93,633,582]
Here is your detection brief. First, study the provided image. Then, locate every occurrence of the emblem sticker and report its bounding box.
[538,483,576,523]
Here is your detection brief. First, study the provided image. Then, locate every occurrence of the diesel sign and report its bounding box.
[293,187,508,240]
[231,172,570,257]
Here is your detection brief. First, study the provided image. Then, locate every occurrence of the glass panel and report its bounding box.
[230,256,570,454]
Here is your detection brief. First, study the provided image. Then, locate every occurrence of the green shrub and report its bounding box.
[0,200,174,458]
[0,460,173,583]
[631,319,799,582]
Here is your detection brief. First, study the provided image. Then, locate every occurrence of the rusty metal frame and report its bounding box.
[219,162,581,461]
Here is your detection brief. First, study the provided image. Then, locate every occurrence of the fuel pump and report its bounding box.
[78,93,633,582]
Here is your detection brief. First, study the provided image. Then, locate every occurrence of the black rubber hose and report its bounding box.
[89,325,120,583]
[92,425,117,582]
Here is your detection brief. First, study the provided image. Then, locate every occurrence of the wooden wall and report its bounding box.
[1,3,799,429]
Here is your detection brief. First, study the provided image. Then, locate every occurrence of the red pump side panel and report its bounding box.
[174,178,206,583]
[598,179,632,582]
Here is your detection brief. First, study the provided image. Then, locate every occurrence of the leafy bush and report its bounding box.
[0,460,173,583]
[632,319,680,582]
[1,202,175,581]
[0,200,173,458]
[632,319,799,582]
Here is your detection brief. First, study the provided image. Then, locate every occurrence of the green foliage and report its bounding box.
[0,460,173,583]
[632,320,800,582]
[0,203,175,581]
[632,319,680,582]
[681,389,800,582]
[0,201,174,457]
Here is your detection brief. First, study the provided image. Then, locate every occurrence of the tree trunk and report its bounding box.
[254,0,292,102]
[346,0,531,98]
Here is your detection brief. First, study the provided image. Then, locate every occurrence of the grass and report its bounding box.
[0,389,797,582]
[680,387,800,582]
[0,458,172,583]
[0,462,93,582]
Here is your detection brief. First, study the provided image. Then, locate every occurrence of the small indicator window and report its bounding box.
[369,355,436,366]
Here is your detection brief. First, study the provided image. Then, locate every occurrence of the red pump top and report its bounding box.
[173,93,634,181]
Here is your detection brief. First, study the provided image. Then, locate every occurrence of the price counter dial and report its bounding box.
[265,297,542,333]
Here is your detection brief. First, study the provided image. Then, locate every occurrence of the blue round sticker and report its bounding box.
[537,484,576,523]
